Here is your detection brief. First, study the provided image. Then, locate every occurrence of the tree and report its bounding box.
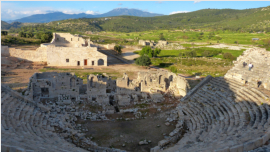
[223,53,236,60]
[140,46,161,58]
[26,31,34,38]
[39,32,53,43]
[186,50,197,57]
[178,52,186,65]
[202,51,211,57]
[1,31,8,36]
[114,45,122,54]
[159,33,166,40]
[135,55,151,66]
[19,31,26,37]
[153,48,161,57]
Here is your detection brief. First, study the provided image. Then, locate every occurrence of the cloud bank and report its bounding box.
[169,11,190,15]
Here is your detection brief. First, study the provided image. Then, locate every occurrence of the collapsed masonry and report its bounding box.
[1,33,108,67]
[139,40,168,47]
[25,69,190,109]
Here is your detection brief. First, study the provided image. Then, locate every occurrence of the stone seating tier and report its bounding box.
[154,76,270,152]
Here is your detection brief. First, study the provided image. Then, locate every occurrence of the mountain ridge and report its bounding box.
[5,8,164,23]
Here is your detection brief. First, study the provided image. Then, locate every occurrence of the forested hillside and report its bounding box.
[5,6,270,33]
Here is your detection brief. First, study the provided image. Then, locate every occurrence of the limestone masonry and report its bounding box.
[1,33,108,66]
[25,69,190,107]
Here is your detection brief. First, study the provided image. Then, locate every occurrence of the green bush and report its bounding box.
[169,66,177,73]
[139,46,161,58]
[1,31,8,36]
[223,53,236,60]
[114,45,122,54]
[135,55,151,66]
[186,50,197,57]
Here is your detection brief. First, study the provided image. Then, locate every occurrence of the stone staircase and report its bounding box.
[225,48,270,90]
[153,76,270,152]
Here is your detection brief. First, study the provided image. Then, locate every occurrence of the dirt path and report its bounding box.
[121,48,140,62]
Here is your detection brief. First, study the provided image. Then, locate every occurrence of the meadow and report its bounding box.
[97,30,270,46]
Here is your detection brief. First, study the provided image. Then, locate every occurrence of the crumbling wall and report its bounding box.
[28,72,83,100]
[52,33,86,47]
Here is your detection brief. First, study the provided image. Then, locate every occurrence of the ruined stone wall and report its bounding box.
[116,73,141,95]
[116,70,190,97]
[1,46,9,56]
[7,45,47,62]
[52,33,86,47]
[46,45,107,66]
[28,72,83,100]
[87,74,107,96]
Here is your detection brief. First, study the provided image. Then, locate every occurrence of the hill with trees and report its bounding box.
[4,6,270,33]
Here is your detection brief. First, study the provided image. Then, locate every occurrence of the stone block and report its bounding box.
[243,140,255,151]
[229,144,243,152]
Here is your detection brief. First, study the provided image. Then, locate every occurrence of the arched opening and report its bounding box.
[70,77,75,88]
[159,75,163,84]
[90,77,94,87]
[169,75,173,81]
[98,59,104,66]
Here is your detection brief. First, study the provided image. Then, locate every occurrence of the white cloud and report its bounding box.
[118,3,122,6]
[169,11,190,15]
[85,10,100,15]
[1,2,100,21]
[156,1,163,4]
[194,1,200,4]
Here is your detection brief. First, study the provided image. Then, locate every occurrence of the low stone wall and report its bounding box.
[1,46,10,56]
[9,47,47,62]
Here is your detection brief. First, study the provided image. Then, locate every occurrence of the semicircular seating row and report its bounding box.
[1,87,122,152]
[163,77,270,152]
[1,89,89,152]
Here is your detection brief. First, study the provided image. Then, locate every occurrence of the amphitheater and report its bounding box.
[1,47,270,152]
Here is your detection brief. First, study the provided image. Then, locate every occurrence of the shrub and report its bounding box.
[114,45,122,54]
[135,55,151,66]
[1,31,8,36]
[223,53,236,60]
[19,31,26,37]
[202,51,211,57]
[186,50,197,57]
[169,66,177,73]
[140,46,161,58]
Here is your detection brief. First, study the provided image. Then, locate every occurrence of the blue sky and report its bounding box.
[2,1,270,21]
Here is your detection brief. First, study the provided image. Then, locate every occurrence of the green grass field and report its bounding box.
[98,30,270,46]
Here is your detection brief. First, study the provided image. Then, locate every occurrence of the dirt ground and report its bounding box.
[78,108,177,152]
[121,48,140,61]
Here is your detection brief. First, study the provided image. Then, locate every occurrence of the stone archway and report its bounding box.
[98,59,104,66]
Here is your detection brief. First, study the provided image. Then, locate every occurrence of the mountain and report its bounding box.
[1,21,10,30]
[98,8,163,17]
[7,6,270,33]
[6,8,164,23]
[1,21,25,30]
